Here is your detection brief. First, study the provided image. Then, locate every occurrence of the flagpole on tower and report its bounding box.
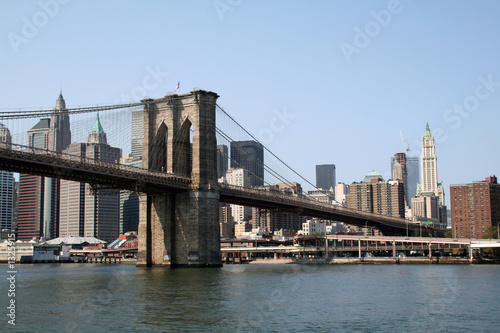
[174,80,180,94]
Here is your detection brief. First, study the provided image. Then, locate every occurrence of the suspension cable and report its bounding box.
[216,104,319,192]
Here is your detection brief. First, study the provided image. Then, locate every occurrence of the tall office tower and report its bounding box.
[46,92,71,239]
[59,112,121,242]
[18,93,72,240]
[316,164,336,190]
[391,153,408,206]
[417,124,444,204]
[131,109,144,161]
[405,156,419,204]
[117,110,144,235]
[18,119,50,240]
[219,203,234,239]
[230,140,264,187]
[0,124,14,230]
[224,168,252,223]
[59,143,86,238]
[47,92,71,152]
[450,176,500,239]
[414,124,446,227]
[217,145,228,179]
[119,154,140,234]
[392,155,419,205]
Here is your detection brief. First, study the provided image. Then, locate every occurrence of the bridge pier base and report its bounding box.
[137,190,221,267]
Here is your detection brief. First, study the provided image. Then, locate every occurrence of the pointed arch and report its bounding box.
[150,121,168,172]
[173,117,192,176]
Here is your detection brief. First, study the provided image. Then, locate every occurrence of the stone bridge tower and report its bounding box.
[137,90,221,267]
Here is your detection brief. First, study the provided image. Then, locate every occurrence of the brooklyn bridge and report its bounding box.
[0,90,444,267]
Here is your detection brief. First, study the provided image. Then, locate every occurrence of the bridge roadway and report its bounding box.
[0,143,443,236]
[0,143,190,193]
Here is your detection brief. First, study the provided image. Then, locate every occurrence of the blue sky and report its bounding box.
[1,0,500,205]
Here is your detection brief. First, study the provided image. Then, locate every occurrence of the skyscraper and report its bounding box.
[230,140,264,187]
[0,123,14,231]
[316,164,336,190]
[217,145,228,179]
[119,154,140,234]
[18,92,72,240]
[406,156,420,203]
[413,123,446,228]
[417,123,444,205]
[131,109,144,161]
[391,153,408,206]
[224,168,252,223]
[19,119,50,240]
[117,110,144,235]
[59,112,121,242]
[48,92,71,152]
[391,154,419,207]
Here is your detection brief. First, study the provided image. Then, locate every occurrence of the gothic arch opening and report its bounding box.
[150,122,168,172]
[173,118,192,176]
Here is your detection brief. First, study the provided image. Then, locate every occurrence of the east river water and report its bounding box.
[1,263,500,332]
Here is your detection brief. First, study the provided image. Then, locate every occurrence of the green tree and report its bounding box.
[444,230,453,238]
[481,226,499,239]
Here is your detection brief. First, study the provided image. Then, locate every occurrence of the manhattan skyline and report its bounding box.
[1,0,499,208]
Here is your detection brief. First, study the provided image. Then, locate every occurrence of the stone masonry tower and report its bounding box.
[137,90,221,267]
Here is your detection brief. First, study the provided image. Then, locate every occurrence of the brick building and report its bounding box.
[450,176,500,239]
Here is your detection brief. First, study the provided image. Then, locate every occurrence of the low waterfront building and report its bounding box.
[302,220,326,235]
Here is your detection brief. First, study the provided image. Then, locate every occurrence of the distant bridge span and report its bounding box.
[219,185,441,237]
